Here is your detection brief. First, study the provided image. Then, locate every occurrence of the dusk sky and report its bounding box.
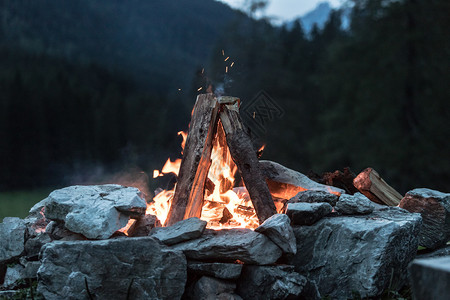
[217,0,343,21]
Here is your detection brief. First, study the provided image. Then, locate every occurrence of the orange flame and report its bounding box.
[146,122,259,229]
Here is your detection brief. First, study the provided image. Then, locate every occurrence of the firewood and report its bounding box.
[260,160,345,199]
[165,94,220,226]
[353,168,402,206]
[220,102,277,224]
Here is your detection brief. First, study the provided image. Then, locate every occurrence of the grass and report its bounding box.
[0,188,53,221]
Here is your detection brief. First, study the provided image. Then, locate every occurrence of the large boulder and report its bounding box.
[42,185,147,239]
[409,256,450,300]
[37,237,186,300]
[0,217,26,264]
[288,207,422,299]
[172,229,282,265]
[399,188,450,249]
[236,265,320,300]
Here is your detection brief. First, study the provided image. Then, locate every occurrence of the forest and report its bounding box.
[0,0,448,195]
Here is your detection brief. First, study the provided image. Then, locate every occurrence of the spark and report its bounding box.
[253,112,256,119]
[197,87,203,92]
[230,62,235,67]
[225,66,228,73]
[222,49,224,56]
[201,68,204,74]
[224,56,229,62]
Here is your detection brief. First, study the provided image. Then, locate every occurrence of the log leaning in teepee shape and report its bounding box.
[164,94,220,226]
[219,101,277,224]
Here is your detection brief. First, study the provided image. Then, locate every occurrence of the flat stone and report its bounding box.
[0,217,26,263]
[43,185,147,239]
[236,265,320,300]
[255,214,296,255]
[187,261,243,280]
[37,237,186,300]
[409,256,450,300]
[191,276,236,300]
[150,217,206,245]
[399,188,450,249]
[131,214,161,237]
[286,202,332,225]
[289,190,339,206]
[260,160,345,199]
[288,207,422,299]
[335,192,375,215]
[172,229,282,265]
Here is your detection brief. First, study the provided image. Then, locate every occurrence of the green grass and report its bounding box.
[0,189,53,221]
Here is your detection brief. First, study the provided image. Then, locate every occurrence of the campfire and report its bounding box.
[1,93,446,300]
[147,93,329,229]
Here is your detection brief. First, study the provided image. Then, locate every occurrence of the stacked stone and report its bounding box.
[1,183,447,299]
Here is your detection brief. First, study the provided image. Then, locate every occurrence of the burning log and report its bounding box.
[220,101,277,223]
[353,168,402,206]
[165,94,220,226]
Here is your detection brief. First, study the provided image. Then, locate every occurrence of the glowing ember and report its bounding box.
[146,122,259,229]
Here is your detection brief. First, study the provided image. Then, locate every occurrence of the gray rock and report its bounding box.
[37,237,186,300]
[399,188,450,249]
[288,207,422,299]
[0,217,26,263]
[43,185,147,239]
[131,214,161,237]
[1,259,40,289]
[255,214,296,255]
[286,202,332,225]
[260,160,345,199]
[24,232,52,259]
[192,276,236,300]
[188,261,243,280]
[45,221,86,241]
[335,192,375,215]
[409,256,450,300]
[236,265,320,300]
[21,260,41,279]
[173,229,282,265]
[151,217,206,245]
[2,264,24,289]
[289,190,339,206]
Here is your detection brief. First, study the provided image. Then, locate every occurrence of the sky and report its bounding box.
[217,0,343,22]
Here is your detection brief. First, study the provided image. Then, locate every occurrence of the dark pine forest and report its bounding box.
[0,0,448,195]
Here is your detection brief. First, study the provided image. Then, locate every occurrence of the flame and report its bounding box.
[146,122,259,229]
[178,131,187,153]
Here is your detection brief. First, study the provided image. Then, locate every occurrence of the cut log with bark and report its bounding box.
[165,94,220,226]
[353,168,402,206]
[220,102,277,224]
